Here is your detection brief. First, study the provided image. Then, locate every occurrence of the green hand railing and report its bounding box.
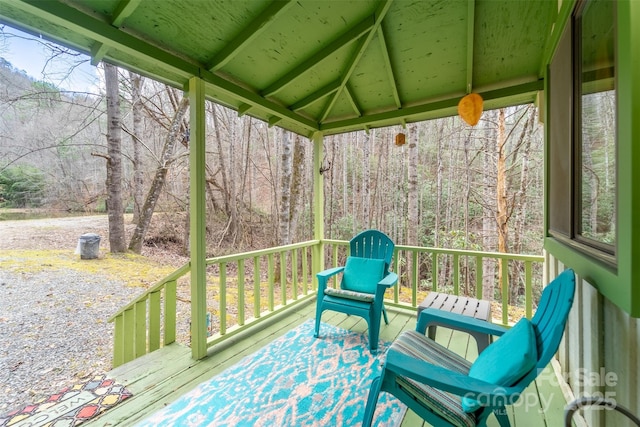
[109,240,318,367]
[110,239,543,367]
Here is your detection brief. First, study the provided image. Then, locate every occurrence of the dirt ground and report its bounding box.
[0,214,189,267]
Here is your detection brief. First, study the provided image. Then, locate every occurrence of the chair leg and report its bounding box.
[362,375,382,427]
[314,303,323,338]
[368,310,382,352]
[382,305,389,325]
[494,406,511,427]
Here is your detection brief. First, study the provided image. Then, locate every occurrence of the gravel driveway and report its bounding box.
[0,268,140,414]
[0,216,141,414]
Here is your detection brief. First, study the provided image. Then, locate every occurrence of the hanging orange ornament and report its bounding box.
[457,93,483,126]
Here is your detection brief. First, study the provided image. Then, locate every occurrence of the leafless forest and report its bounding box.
[1,37,549,304]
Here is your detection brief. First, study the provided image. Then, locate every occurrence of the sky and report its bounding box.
[0,25,101,93]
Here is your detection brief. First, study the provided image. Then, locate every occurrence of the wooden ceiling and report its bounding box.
[0,0,565,137]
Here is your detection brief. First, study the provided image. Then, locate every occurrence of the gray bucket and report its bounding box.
[78,233,101,259]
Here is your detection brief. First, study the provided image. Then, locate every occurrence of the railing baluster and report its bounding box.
[134,300,146,358]
[393,249,400,303]
[412,250,419,306]
[453,254,460,295]
[113,315,124,367]
[431,253,438,292]
[149,290,161,352]
[280,251,287,306]
[268,253,275,311]
[476,255,483,299]
[292,249,299,300]
[220,262,227,335]
[123,308,134,363]
[253,257,261,319]
[164,280,176,345]
[525,260,533,319]
[501,259,509,325]
[331,243,339,288]
[302,246,309,294]
[238,259,245,326]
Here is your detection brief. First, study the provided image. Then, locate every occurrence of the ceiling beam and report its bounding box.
[90,0,143,65]
[319,0,394,122]
[207,0,295,72]
[465,0,475,93]
[289,79,341,111]
[377,26,401,109]
[320,80,543,134]
[344,83,362,117]
[261,14,376,98]
[112,0,142,27]
[3,0,319,133]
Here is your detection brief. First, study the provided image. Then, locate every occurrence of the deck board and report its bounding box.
[88,301,567,426]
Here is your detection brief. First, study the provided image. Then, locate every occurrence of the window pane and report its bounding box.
[579,0,616,247]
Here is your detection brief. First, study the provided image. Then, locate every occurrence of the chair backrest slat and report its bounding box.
[350,229,394,272]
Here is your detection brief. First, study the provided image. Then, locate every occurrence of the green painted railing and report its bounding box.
[109,240,319,367]
[108,263,189,368]
[110,238,543,367]
[322,240,545,326]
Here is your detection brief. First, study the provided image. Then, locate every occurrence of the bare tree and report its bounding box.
[103,63,126,252]
[129,71,144,224]
[279,129,293,245]
[128,93,189,253]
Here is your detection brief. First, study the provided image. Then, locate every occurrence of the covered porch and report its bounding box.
[1,0,638,426]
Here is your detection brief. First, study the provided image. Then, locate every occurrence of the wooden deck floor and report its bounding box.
[89,301,569,426]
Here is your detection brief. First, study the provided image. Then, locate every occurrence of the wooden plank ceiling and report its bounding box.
[0,0,561,138]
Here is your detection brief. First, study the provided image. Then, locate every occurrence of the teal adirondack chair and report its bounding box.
[314,229,398,352]
[363,269,576,427]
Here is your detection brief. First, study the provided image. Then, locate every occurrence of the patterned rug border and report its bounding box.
[0,374,132,427]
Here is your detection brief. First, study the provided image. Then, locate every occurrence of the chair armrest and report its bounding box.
[416,308,508,336]
[378,272,398,288]
[317,266,345,280]
[385,350,522,406]
[316,266,345,293]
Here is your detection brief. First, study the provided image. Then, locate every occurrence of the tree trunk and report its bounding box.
[496,109,509,254]
[129,71,144,224]
[289,134,305,242]
[363,131,371,228]
[279,129,293,245]
[407,123,418,245]
[128,96,189,253]
[511,107,536,300]
[104,63,127,253]
[482,111,497,300]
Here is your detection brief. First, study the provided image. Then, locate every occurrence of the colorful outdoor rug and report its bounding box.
[136,320,406,427]
[0,374,132,427]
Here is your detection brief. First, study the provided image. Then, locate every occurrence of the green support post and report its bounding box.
[312,132,325,279]
[188,76,207,360]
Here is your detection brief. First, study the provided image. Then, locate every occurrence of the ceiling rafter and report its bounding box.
[377,25,401,109]
[320,80,543,134]
[319,0,394,122]
[343,83,362,117]
[289,79,341,111]
[207,0,294,72]
[261,15,376,98]
[112,0,142,27]
[7,0,319,133]
[465,0,475,93]
[91,0,143,65]
[237,103,252,117]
